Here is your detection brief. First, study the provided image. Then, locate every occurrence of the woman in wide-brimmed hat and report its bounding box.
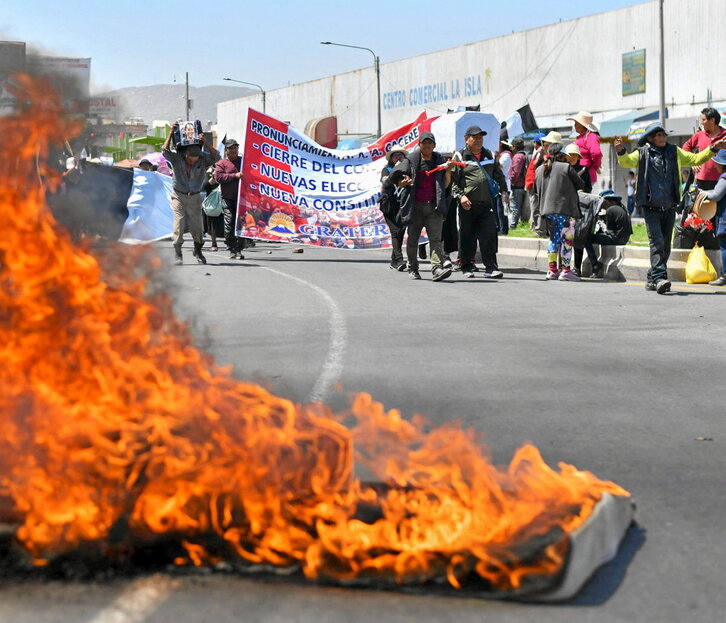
[567,111,602,189]
[703,149,726,285]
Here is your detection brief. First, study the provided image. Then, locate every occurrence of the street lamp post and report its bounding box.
[321,41,381,138]
[223,77,266,113]
[658,0,666,128]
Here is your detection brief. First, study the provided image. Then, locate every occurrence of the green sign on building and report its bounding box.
[622,49,646,96]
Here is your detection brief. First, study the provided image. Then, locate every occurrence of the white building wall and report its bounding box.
[218,0,725,194]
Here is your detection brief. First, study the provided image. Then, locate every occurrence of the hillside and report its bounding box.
[101,84,255,127]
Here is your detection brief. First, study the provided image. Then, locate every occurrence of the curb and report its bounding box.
[496,236,723,282]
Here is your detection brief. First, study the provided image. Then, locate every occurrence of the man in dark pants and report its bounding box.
[615,122,726,293]
[214,139,245,260]
[392,132,454,281]
[450,125,508,279]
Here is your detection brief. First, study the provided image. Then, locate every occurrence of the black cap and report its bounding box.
[224,138,239,148]
[419,131,436,144]
[464,125,487,137]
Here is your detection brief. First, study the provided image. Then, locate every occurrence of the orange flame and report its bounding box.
[0,76,628,591]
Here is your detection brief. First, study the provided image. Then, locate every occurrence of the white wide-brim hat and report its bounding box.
[566,111,599,133]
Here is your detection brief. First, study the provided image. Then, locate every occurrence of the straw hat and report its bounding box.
[564,143,582,157]
[541,131,562,144]
[692,191,717,221]
[566,111,599,133]
[385,145,408,164]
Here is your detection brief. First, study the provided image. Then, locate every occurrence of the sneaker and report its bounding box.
[432,265,452,281]
[463,270,476,279]
[389,260,407,272]
[210,244,218,252]
[237,253,245,260]
[709,274,726,286]
[591,262,604,278]
[645,281,657,291]
[483,269,504,279]
[229,252,239,260]
[655,279,671,294]
[545,270,560,280]
[558,269,581,282]
[409,270,421,280]
[443,256,453,270]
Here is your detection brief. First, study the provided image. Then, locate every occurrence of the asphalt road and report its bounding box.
[1,241,724,623]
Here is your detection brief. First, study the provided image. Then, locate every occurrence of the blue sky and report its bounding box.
[2,0,649,93]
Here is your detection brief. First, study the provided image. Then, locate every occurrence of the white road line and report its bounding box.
[88,574,181,623]
[260,266,347,403]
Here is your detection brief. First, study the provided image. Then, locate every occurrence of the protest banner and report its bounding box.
[238,109,427,249]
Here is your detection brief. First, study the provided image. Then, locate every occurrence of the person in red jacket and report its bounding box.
[682,107,726,190]
[508,137,527,227]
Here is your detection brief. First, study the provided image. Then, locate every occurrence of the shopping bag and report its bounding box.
[202,186,223,217]
[685,243,717,284]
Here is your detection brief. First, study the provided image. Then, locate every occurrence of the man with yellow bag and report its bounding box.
[615,124,726,294]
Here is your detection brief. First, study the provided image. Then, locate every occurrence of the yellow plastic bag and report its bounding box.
[685,243,717,284]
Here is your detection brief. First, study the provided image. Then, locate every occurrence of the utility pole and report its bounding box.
[185,72,191,120]
[658,0,666,128]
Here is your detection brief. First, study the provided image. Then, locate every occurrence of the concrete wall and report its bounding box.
[218,0,724,187]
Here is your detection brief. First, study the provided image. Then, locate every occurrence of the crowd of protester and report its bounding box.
[54,108,726,291]
[380,108,726,292]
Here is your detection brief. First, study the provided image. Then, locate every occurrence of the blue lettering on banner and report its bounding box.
[312,195,380,212]
[259,182,309,208]
[259,162,317,190]
[299,224,389,238]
